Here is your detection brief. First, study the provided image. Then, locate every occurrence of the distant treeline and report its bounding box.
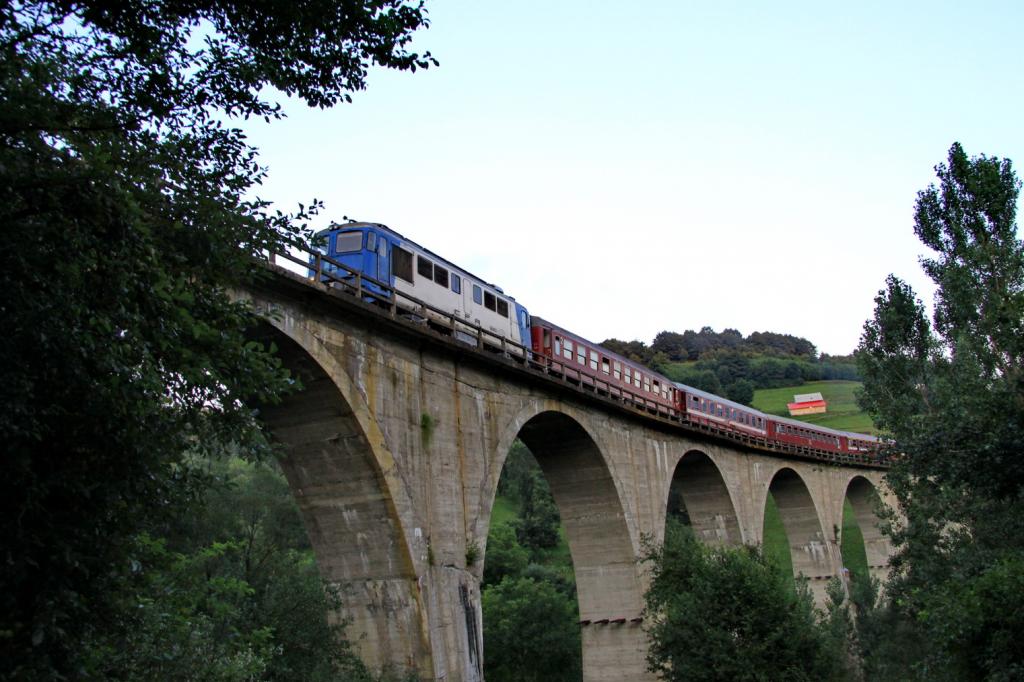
[601,327,860,406]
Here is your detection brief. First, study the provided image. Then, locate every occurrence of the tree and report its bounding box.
[482,576,581,682]
[83,458,372,681]
[652,330,688,361]
[483,523,530,587]
[642,522,844,682]
[724,378,755,406]
[515,468,562,554]
[857,142,1024,679]
[0,2,433,677]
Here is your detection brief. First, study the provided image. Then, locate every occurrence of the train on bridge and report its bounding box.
[308,221,882,460]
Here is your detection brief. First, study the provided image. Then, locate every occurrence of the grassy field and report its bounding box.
[490,494,519,528]
[752,380,878,435]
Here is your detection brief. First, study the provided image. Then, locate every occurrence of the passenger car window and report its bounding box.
[417,256,433,279]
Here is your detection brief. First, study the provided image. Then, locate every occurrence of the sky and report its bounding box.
[241,0,1024,356]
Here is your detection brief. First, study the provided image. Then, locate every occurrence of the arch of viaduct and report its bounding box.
[238,269,894,682]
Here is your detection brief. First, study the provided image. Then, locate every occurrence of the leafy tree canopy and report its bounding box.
[0,1,433,677]
[482,576,581,682]
[857,142,1024,679]
[642,522,845,682]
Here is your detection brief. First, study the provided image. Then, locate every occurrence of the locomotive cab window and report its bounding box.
[496,299,509,318]
[434,265,449,287]
[392,246,414,283]
[334,231,363,253]
[451,273,461,294]
[366,232,377,251]
[473,284,483,305]
[417,256,433,279]
[484,291,496,311]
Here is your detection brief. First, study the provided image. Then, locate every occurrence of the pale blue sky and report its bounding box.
[243,1,1023,355]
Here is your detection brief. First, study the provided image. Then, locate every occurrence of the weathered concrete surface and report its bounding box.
[238,273,893,681]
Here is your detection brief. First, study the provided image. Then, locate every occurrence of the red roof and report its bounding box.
[787,399,827,410]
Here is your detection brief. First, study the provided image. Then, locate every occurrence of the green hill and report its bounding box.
[752,380,878,435]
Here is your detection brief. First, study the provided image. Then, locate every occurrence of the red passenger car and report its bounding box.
[530,317,678,416]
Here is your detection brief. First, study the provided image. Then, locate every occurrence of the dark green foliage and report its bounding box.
[483,442,581,681]
[665,366,722,393]
[514,469,562,554]
[482,577,581,682]
[599,337,656,365]
[483,524,530,587]
[857,142,1024,679]
[82,458,373,681]
[724,378,755,406]
[496,439,536,503]
[0,1,432,677]
[651,330,689,361]
[642,522,844,682]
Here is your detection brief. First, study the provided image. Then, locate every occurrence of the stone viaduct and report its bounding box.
[237,264,894,682]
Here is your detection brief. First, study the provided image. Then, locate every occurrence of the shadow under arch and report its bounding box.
[765,467,833,599]
[249,320,428,676]
[665,449,742,547]
[843,475,891,584]
[489,409,647,680]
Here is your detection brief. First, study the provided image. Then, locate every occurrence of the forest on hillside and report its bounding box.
[601,327,860,405]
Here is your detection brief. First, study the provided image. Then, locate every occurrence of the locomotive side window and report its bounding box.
[484,291,496,311]
[434,265,449,287]
[451,273,461,294]
[473,284,483,304]
[392,246,414,283]
[417,256,433,279]
[334,231,363,253]
[367,232,377,250]
[496,299,509,318]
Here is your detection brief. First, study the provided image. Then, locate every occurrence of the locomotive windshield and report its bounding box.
[334,231,363,253]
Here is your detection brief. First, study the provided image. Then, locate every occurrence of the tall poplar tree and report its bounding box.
[857,142,1024,679]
